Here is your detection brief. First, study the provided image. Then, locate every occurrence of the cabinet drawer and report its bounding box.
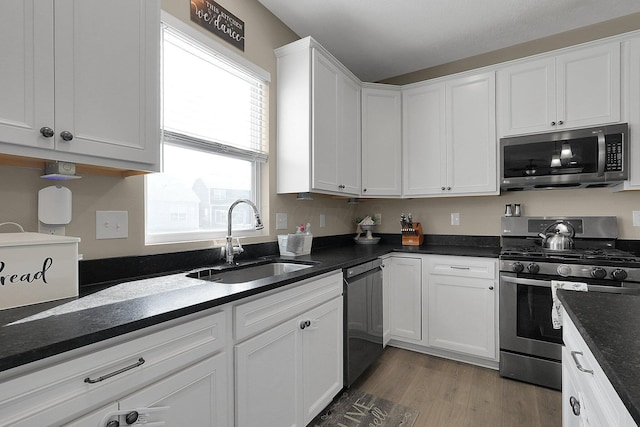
[234,271,342,341]
[0,309,226,427]
[427,255,496,279]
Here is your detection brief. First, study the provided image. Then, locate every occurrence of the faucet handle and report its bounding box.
[234,237,244,254]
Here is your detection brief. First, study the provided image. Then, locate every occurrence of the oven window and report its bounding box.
[516,284,563,345]
[503,136,598,178]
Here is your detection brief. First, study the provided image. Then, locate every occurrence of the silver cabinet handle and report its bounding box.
[40,127,55,138]
[84,357,146,384]
[450,266,470,270]
[570,351,594,374]
[60,130,74,141]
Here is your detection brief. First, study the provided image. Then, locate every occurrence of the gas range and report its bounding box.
[500,216,640,284]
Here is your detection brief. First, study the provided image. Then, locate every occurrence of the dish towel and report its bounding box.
[551,280,588,329]
[286,233,305,254]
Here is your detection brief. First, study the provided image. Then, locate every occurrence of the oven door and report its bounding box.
[500,273,563,361]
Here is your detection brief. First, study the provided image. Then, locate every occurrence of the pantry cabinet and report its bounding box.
[234,271,343,427]
[361,84,402,197]
[276,37,361,196]
[0,0,161,172]
[426,256,497,360]
[497,42,621,137]
[402,72,497,197]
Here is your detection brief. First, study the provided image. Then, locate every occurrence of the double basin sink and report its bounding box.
[187,259,317,284]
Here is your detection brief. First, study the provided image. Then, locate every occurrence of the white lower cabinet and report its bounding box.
[386,255,423,342]
[0,309,228,427]
[234,271,343,427]
[384,254,499,367]
[562,313,636,427]
[427,256,497,359]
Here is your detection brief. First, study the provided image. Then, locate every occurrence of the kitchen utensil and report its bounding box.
[538,220,575,250]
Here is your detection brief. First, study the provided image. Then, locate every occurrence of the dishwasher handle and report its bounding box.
[344,258,383,280]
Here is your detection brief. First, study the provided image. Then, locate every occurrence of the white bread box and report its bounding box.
[0,232,81,310]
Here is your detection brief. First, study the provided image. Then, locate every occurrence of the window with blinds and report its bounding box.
[145,13,269,244]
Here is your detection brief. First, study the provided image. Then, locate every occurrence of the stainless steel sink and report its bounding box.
[187,261,315,284]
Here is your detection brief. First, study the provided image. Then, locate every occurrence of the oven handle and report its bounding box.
[501,275,640,294]
[501,275,551,287]
[597,131,606,177]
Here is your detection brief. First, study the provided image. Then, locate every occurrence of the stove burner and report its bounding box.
[500,246,640,263]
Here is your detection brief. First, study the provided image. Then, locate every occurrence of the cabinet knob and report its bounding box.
[489,286,494,290]
[363,188,367,192]
[441,187,445,191]
[106,420,120,427]
[60,130,74,141]
[40,127,55,138]
[551,121,556,126]
[569,396,581,416]
[300,320,311,329]
[558,120,564,125]
[125,411,139,425]
[447,187,451,191]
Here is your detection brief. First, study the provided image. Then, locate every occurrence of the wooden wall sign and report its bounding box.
[190,0,245,51]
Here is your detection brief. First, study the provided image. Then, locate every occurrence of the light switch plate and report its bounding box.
[96,211,128,239]
[276,212,288,230]
[633,211,640,227]
[320,213,326,228]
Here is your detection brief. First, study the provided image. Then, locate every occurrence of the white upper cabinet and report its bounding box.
[0,0,161,172]
[616,36,640,191]
[276,37,361,196]
[498,42,621,137]
[403,71,497,197]
[361,84,402,197]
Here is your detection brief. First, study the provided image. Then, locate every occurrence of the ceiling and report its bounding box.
[257,0,640,82]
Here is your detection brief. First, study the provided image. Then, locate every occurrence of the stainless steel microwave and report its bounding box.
[500,123,628,191]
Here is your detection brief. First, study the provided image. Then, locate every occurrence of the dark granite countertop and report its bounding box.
[0,240,498,375]
[558,291,640,424]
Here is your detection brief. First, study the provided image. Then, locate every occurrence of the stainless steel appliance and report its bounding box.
[500,123,628,190]
[343,258,384,387]
[499,216,640,390]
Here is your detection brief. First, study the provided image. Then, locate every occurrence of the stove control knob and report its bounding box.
[512,262,524,273]
[527,263,540,274]
[591,267,607,280]
[557,264,572,277]
[611,269,628,281]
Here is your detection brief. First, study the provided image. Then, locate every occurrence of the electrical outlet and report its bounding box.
[451,212,460,226]
[38,223,66,235]
[374,213,382,225]
[276,213,288,230]
[633,211,640,227]
[96,211,128,239]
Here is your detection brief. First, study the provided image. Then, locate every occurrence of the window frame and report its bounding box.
[144,11,270,246]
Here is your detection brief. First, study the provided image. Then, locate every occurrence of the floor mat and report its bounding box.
[309,389,419,426]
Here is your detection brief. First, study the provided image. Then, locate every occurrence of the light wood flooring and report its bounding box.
[352,347,561,427]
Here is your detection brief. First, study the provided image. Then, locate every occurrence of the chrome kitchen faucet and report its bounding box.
[225,199,264,264]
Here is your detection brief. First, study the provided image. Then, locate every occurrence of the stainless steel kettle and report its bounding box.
[539,221,575,250]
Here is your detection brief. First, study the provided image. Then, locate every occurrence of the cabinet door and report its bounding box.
[388,257,422,341]
[338,74,362,195]
[362,86,402,196]
[557,42,621,130]
[402,82,446,196]
[53,0,160,167]
[428,274,496,359]
[497,57,556,136]
[312,49,340,193]
[117,353,228,427]
[623,37,640,189]
[235,317,301,427]
[446,71,497,195]
[0,0,55,150]
[302,297,343,425]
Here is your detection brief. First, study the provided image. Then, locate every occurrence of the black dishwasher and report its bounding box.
[343,258,384,387]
